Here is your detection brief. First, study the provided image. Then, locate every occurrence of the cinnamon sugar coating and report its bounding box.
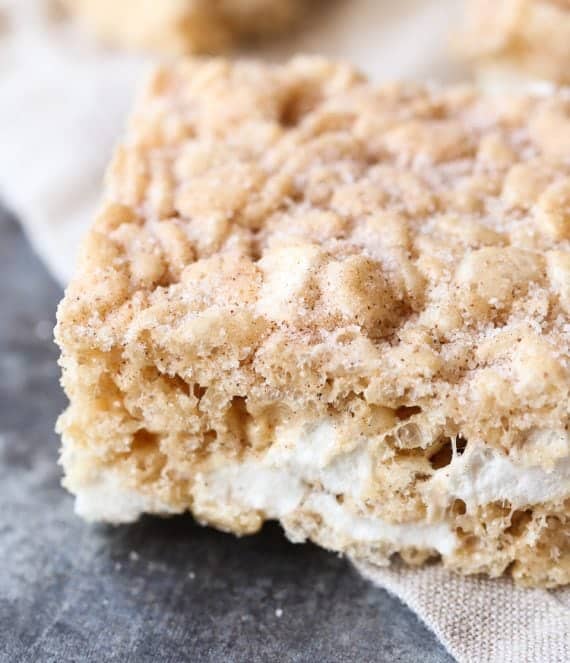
[56,58,570,587]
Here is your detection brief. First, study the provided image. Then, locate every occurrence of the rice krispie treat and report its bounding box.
[56,57,570,588]
[456,0,570,90]
[62,0,303,54]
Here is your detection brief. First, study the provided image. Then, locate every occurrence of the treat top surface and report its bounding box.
[57,57,570,466]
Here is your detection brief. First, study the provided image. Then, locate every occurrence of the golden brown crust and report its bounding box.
[56,57,570,586]
[456,0,570,85]
[62,0,304,54]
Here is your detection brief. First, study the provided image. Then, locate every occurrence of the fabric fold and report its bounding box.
[356,561,570,663]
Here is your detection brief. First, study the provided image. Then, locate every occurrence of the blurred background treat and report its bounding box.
[455,0,570,90]
[61,0,307,55]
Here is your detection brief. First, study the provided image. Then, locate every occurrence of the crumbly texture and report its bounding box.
[56,57,570,588]
[456,0,570,86]
[62,0,304,54]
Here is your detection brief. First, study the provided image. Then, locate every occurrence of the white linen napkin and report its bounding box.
[1,3,568,661]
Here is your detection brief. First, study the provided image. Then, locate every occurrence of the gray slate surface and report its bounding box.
[0,208,454,663]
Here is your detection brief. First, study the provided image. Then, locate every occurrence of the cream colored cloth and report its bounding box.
[0,0,150,283]
[357,561,570,663]
[0,2,568,662]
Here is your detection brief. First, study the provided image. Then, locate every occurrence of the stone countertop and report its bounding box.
[0,209,454,663]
